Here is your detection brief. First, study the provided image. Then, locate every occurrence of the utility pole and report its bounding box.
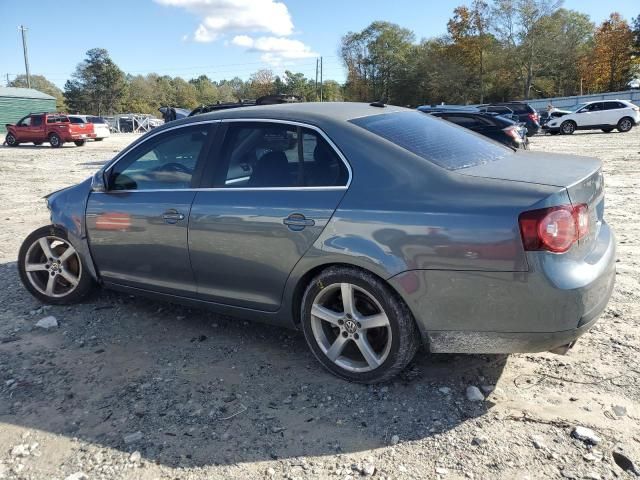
[315,58,319,101]
[320,57,323,102]
[19,25,31,89]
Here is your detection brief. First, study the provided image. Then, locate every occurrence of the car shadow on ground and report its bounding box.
[0,260,507,468]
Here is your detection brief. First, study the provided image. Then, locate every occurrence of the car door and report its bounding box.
[12,115,32,142]
[602,101,623,125]
[188,120,351,311]
[576,102,603,126]
[86,122,216,296]
[27,114,45,143]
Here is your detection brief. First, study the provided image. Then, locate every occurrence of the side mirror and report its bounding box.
[577,108,587,113]
[91,170,107,192]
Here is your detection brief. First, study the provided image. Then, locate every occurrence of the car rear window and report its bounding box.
[89,116,106,123]
[350,111,512,170]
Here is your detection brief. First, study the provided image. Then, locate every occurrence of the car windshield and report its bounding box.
[350,111,513,171]
[89,116,106,124]
[570,103,587,112]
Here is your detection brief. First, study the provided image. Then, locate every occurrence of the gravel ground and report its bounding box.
[0,130,638,480]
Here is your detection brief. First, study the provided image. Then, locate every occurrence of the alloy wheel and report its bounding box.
[619,119,632,132]
[310,282,392,372]
[23,236,82,298]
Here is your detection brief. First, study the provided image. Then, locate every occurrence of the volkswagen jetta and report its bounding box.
[18,103,616,383]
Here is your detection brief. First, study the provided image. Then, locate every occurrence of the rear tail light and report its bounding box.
[528,112,539,122]
[518,204,588,253]
[503,126,521,141]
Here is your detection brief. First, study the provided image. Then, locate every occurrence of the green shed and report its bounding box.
[0,87,57,134]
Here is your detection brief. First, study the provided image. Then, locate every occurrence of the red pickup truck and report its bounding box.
[5,112,96,148]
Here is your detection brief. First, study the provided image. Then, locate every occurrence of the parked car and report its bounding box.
[5,113,94,147]
[426,109,528,149]
[477,102,541,136]
[17,103,615,383]
[87,116,111,140]
[538,108,571,131]
[68,115,97,142]
[544,100,640,135]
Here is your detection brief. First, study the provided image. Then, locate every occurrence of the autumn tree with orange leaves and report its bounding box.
[580,13,634,93]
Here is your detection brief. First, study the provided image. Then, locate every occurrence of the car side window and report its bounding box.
[586,103,603,112]
[109,125,210,191]
[31,115,43,127]
[18,116,32,127]
[215,123,348,188]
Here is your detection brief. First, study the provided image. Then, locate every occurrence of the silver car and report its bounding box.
[18,103,616,383]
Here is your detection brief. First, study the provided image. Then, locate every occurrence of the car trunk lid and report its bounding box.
[458,151,604,252]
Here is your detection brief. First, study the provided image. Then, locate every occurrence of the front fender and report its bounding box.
[46,177,99,281]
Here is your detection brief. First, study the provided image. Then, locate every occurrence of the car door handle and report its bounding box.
[283,213,315,230]
[162,210,185,224]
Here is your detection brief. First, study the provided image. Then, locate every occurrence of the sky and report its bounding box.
[1,0,638,89]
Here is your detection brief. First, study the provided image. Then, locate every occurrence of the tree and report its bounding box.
[582,13,634,92]
[447,1,493,102]
[248,69,276,98]
[189,75,219,105]
[64,48,127,114]
[341,22,415,103]
[493,0,563,98]
[9,74,66,110]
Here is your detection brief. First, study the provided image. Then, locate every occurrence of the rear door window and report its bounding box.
[31,115,43,127]
[213,122,349,188]
[350,111,512,171]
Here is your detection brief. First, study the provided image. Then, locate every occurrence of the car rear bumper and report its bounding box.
[389,222,616,354]
[70,133,97,140]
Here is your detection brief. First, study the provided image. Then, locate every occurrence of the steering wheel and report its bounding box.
[153,162,193,174]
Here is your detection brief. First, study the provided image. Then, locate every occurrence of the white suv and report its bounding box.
[545,100,640,135]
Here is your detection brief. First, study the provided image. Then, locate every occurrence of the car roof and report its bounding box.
[170,102,411,130]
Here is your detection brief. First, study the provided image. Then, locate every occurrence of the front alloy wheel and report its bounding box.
[5,133,18,146]
[560,121,576,135]
[301,267,419,383]
[18,226,94,304]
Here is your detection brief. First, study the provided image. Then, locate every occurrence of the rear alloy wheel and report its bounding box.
[49,133,62,148]
[301,267,419,383]
[5,133,18,146]
[74,140,86,147]
[18,226,94,305]
[601,128,614,133]
[560,121,576,135]
[617,117,633,133]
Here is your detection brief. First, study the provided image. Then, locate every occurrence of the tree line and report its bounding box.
[342,1,640,105]
[7,1,640,115]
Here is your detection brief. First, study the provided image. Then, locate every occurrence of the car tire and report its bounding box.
[5,133,18,146]
[617,117,633,133]
[300,266,420,383]
[601,128,614,133]
[18,225,95,305]
[560,121,576,135]
[74,140,86,147]
[49,133,63,148]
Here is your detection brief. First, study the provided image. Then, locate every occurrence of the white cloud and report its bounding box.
[231,35,317,64]
[156,0,294,39]
[232,34,254,48]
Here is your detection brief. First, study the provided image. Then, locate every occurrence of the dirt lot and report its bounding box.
[0,129,638,480]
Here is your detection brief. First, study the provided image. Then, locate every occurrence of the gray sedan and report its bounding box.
[18,103,616,383]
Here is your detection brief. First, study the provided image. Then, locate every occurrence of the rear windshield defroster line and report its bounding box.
[349,111,513,171]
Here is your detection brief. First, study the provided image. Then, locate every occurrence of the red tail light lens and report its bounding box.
[528,112,539,122]
[519,204,588,253]
[503,126,520,140]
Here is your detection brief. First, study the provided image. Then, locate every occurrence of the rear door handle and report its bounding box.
[283,213,315,231]
[162,209,185,224]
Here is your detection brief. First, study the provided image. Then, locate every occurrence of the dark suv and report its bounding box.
[478,102,541,136]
